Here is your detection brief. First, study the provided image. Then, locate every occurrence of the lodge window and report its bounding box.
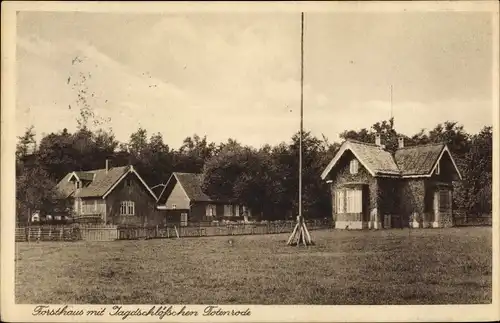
[346,189,362,213]
[81,200,98,214]
[335,190,345,213]
[224,205,234,217]
[350,159,359,174]
[206,204,216,217]
[125,178,132,187]
[172,204,177,210]
[234,206,240,217]
[180,213,188,227]
[335,188,362,213]
[120,201,135,216]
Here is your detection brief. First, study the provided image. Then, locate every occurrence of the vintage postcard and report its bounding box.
[1,1,499,322]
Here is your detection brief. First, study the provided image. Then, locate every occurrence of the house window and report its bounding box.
[76,181,81,189]
[346,189,362,213]
[350,159,359,174]
[435,163,440,175]
[234,206,240,217]
[125,178,132,187]
[120,201,135,216]
[172,204,177,210]
[224,205,233,217]
[335,188,362,213]
[206,204,217,217]
[180,213,188,227]
[335,190,345,213]
[81,200,97,214]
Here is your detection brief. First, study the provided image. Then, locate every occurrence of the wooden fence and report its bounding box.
[15,224,118,242]
[16,220,331,242]
[16,225,79,242]
[117,220,330,240]
[79,224,118,241]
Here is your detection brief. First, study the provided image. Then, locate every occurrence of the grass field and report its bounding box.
[15,227,492,305]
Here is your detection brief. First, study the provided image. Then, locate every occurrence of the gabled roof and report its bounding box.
[56,165,157,200]
[321,139,462,180]
[158,172,211,203]
[394,143,444,176]
[321,140,401,179]
[395,143,462,179]
[157,172,233,204]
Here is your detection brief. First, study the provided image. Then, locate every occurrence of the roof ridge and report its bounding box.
[76,165,129,173]
[174,172,202,176]
[345,139,381,147]
[396,142,445,150]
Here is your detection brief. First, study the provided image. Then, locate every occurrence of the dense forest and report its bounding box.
[16,117,492,223]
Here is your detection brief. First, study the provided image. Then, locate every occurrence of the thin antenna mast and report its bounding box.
[287,12,313,247]
[390,84,393,120]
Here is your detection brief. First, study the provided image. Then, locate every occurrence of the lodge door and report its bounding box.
[433,187,452,226]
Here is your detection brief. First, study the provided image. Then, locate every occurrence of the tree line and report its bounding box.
[16,118,492,222]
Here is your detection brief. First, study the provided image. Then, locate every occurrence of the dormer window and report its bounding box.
[350,159,359,174]
[76,181,81,189]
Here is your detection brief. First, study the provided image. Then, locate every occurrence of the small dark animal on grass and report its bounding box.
[345,225,349,230]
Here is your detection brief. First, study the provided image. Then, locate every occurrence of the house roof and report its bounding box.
[76,166,129,197]
[56,165,157,199]
[321,140,401,179]
[394,143,445,176]
[321,139,462,180]
[157,172,232,204]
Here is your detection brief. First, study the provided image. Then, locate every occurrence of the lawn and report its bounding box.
[15,227,492,305]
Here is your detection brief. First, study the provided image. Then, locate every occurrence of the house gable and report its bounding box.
[157,174,191,210]
[102,166,157,200]
[321,140,400,180]
[428,147,462,181]
[322,142,376,180]
[105,172,161,225]
[325,150,374,185]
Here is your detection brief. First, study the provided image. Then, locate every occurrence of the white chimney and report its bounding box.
[375,134,382,147]
[105,159,110,173]
[398,137,405,148]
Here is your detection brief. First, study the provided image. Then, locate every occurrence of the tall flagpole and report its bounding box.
[299,11,304,222]
[287,12,313,246]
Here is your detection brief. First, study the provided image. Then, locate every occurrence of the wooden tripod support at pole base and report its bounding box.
[287,216,314,246]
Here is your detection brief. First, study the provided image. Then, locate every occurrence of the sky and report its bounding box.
[16,11,494,149]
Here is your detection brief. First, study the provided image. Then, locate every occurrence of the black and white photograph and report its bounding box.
[1,1,499,322]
